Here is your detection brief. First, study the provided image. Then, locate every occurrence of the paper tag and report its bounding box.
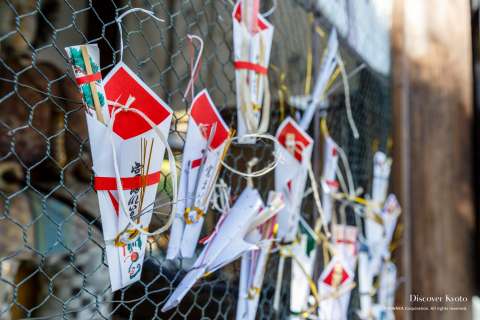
[167,90,229,260]
[322,136,339,224]
[318,254,354,320]
[275,117,313,242]
[90,61,172,291]
[233,0,274,142]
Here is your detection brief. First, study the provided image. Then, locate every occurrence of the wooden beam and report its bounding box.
[392,0,475,319]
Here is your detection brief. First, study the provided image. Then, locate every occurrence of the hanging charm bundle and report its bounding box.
[65,9,176,292]
[233,0,274,143]
[358,152,401,319]
[167,34,231,260]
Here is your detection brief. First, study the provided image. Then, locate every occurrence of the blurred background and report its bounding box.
[0,0,477,319]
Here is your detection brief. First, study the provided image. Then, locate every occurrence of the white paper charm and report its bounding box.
[274,117,313,243]
[290,228,317,317]
[331,224,358,270]
[162,187,265,312]
[167,90,230,260]
[233,1,274,143]
[300,29,339,130]
[236,192,284,320]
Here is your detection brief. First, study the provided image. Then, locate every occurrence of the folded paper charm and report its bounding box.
[322,136,340,225]
[317,254,355,320]
[275,117,313,243]
[167,90,230,260]
[290,223,318,317]
[236,192,284,320]
[331,224,358,271]
[66,46,173,291]
[300,29,339,130]
[372,261,397,320]
[162,187,264,312]
[233,0,274,143]
[365,152,393,272]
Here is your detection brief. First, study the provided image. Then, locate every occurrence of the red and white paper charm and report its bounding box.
[236,192,284,320]
[274,117,313,242]
[167,90,230,260]
[317,254,355,320]
[321,136,340,225]
[66,44,173,291]
[331,224,358,271]
[233,0,274,143]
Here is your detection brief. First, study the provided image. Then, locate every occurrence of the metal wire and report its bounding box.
[0,0,392,319]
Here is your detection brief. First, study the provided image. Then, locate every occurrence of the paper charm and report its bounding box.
[372,152,392,204]
[371,261,397,320]
[331,224,358,270]
[274,117,313,243]
[358,245,373,320]
[322,136,340,225]
[317,254,355,320]
[167,90,230,260]
[299,28,339,130]
[364,152,392,268]
[358,196,399,320]
[65,44,108,123]
[236,192,284,320]
[66,46,173,291]
[380,194,401,262]
[233,0,274,143]
[162,187,272,312]
[290,224,318,317]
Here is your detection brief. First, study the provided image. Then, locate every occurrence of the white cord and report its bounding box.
[336,51,359,139]
[262,0,277,17]
[335,144,355,196]
[220,133,283,178]
[107,98,178,237]
[307,162,330,238]
[183,34,204,102]
[116,8,164,63]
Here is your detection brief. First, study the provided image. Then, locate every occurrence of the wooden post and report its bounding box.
[392,0,475,319]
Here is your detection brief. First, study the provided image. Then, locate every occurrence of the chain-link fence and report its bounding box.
[0,0,392,319]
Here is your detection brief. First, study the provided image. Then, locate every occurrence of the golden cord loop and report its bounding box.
[184,207,206,224]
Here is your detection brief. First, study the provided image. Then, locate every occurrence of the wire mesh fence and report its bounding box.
[0,0,392,319]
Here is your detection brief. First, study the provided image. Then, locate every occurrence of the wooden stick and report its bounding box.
[80,45,105,124]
